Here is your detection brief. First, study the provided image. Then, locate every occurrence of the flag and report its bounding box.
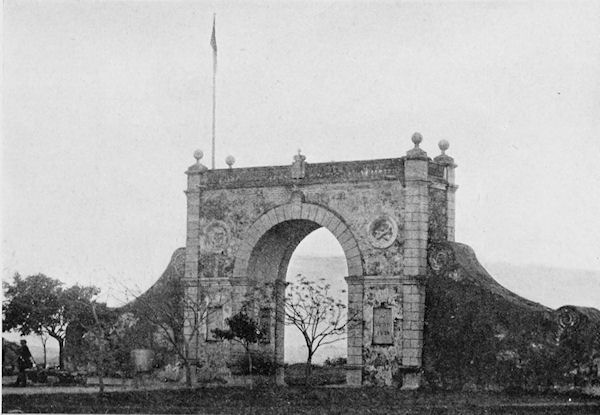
[210,15,217,54]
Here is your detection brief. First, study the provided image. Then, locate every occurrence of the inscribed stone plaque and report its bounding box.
[372,306,394,345]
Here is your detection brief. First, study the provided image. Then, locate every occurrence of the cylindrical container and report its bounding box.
[130,349,154,373]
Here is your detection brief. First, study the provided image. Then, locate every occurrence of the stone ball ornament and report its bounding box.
[225,155,235,168]
[438,139,450,154]
[411,132,423,146]
[367,215,399,249]
[193,149,204,162]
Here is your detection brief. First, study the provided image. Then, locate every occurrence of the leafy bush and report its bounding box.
[324,357,347,367]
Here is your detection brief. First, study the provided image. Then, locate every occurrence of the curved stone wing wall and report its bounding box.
[423,242,600,391]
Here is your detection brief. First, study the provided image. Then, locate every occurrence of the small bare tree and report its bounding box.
[131,278,228,387]
[285,275,351,384]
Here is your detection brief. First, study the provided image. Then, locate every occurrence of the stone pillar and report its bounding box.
[404,133,429,278]
[401,282,425,389]
[402,133,429,389]
[183,151,208,370]
[274,280,286,385]
[345,276,364,386]
[434,140,458,242]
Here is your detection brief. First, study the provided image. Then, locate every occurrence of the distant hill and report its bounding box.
[482,261,600,310]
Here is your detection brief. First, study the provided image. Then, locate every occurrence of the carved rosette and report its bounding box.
[367,215,399,249]
[427,243,456,275]
[557,306,581,330]
[171,248,186,275]
[204,220,231,254]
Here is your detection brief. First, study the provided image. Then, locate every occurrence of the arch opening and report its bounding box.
[286,228,348,365]
[244,219,350,382]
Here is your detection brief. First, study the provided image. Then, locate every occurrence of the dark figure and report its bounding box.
[15,339,34,387]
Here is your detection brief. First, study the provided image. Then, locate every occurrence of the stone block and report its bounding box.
[348,336,362,347]
[403,257,423,269]
[282,204,293,221]
[330,218,345,235]
[404,311,420,322]
[300,204,311,220]
[403,348,419,359]
[403,239,428,250]
[348,346,362,356]
[401,372,421,390]
[405,294,421,304]
[348,260,362,276]
[404,330,423,340]
[265,210,278,227]
[404,161,428,180]
[321,212,336,229]
[410,339,423,349]
[291,204,301,219]
[346,369,362,386]
[404,200,429,212]
[337,228,353,245]
[410,320,423,331]
[314,207,327,225]
[346,246,361,259]
[305,204,317,222]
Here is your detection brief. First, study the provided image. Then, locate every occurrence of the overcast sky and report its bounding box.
[3,1,600,305]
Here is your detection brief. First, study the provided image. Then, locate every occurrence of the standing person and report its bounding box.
[15,339,34,387]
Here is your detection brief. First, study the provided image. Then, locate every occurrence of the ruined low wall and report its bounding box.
[423,242,600,391]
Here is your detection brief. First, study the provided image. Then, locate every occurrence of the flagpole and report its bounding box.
[211,14,217,170]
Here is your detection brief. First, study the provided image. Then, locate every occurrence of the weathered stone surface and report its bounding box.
[423,241,600,391]
[182,151,455,386]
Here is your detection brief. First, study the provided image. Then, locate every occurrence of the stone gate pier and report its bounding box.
[183,133,457,388]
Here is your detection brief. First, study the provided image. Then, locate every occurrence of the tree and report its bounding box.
[213,311,264,377]
[2,273,99,369]
[284,275,351,385]
[39,332,50,368]
[68,297,119,393]
[130,277,228,387]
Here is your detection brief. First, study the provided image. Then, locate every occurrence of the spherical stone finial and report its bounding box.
[225,155,235,168]
[438,139,450,154]
[411,132,423,147]
[193,149,204,162]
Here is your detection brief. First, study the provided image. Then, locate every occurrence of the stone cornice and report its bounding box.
[187,158,406,190]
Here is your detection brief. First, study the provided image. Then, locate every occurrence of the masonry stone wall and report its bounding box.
[183,136,456,387]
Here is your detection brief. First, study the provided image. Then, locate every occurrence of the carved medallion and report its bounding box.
[205,220,230,253]
[427,243,456,275]
[557,306,580,330]
[172,248,186,274]
[367,215,398,249]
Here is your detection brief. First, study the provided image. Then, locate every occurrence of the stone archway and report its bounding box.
[182,135,458,387]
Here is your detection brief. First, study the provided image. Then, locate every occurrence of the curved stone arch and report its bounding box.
[233,202,363,279]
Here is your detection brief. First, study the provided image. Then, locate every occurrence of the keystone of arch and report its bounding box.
[233,202,364,278]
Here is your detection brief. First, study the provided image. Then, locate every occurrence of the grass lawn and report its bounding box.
[284,363,346,386]
[3,386,599,414]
